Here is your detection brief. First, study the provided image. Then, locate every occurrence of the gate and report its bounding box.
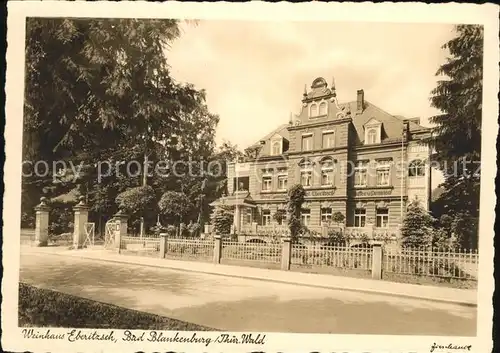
[104,220,116,249]
[83,222,95,248]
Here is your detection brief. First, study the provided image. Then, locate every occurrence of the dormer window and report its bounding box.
[363,118,382,145]
[367,128,378,144]
[270,134,283,156]
[271,141,281,155]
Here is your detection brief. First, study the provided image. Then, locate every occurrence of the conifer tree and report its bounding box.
[401,200,435,248]
[427,25,483,248]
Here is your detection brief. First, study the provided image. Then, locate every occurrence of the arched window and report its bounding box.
[310,103,318,117]
[367,128,378,144]
[299,160,313,187]
[271,141,281,155]
[320,158,335,186]
[408,159,425,177]
[319,102,328,116]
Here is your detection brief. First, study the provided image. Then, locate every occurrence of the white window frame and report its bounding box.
[364,122,382,145]
[322,130,335,149]
[408,159,425,177]
[262,210,271,226]
[354,161,368,187]
[301,209,311,226]
[376,208,389,228]
[271,139,282,156]
[321,159,335,187]
[376,160,391,186]
[262,176,272,191]
[354,208,366,227]
[301,133,313,151]
[277,174,288,191]
[321,207,333,225]
[300,162,313,187]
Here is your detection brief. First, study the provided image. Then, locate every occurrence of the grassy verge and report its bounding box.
[18,283,216,330]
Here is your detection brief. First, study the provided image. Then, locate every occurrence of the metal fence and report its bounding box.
[383,247,479,280]
[221,241,282,264]
[291,243,372,271]
[166,238,215,262]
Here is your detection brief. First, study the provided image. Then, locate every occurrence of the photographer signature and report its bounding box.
[430,342,472,352]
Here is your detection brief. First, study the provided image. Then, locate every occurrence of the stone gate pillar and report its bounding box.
[73,196,89,249]
[34,197,50,247]
[113,210,129,252]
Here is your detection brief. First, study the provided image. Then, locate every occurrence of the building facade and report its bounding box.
[216,77,432,237]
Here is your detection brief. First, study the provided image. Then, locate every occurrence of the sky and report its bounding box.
[166,20,455,148]
[166,21,456,187]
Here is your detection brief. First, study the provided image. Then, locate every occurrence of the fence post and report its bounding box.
[34,197,50,247]
[371,242,383,279]
[72,196,89,249]
[113,210,128,254]
[281,237,292,271]
[159,233,167,259]
[213,235,222,264]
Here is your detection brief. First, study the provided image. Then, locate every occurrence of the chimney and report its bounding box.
[357,89,364,112]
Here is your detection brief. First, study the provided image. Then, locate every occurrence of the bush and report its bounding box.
[188,222,202,237]
[48,201,74,235]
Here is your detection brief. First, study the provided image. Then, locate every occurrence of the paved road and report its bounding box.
[20,253,476,335]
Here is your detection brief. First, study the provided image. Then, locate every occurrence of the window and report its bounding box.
[245,208,253,224]
[301,209,311,226]
[319,102,328,116]
[262,210,271,226]
[376,161,391,186]
[354,161,368,187]
[310,104,318,117]
[354,208,366,227]
[271,141,281,155]
[321,207,332,225]
[367,128,378,144]
[262,176,272,191]
[321,160,335,186]
[277,175,288,190]
[276,210,286,225]
[322,131,335,149]
[300,162,313,187]
[376,208,389,228]
[302,134,313,151]
[408,159,425,177]
[233,177,249,192]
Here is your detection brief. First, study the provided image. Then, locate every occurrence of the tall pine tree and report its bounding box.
[427,25,483,249]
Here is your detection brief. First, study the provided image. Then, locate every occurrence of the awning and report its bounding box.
[210,192,257,208]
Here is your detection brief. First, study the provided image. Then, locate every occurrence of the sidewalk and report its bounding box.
[23,246,477,307]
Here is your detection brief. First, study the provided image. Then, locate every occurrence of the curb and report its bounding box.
[26,249,477,308]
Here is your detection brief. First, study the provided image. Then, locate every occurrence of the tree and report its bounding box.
[22,18,219,229]
[427,25,483,248]
[211,206,233,235]
[401,200,435,248]
[287,184,306,242]
[158,191,193,228]
[115,185,157,234]
[272,209,286,225]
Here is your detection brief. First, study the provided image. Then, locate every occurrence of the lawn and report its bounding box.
[18,283,216,331]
